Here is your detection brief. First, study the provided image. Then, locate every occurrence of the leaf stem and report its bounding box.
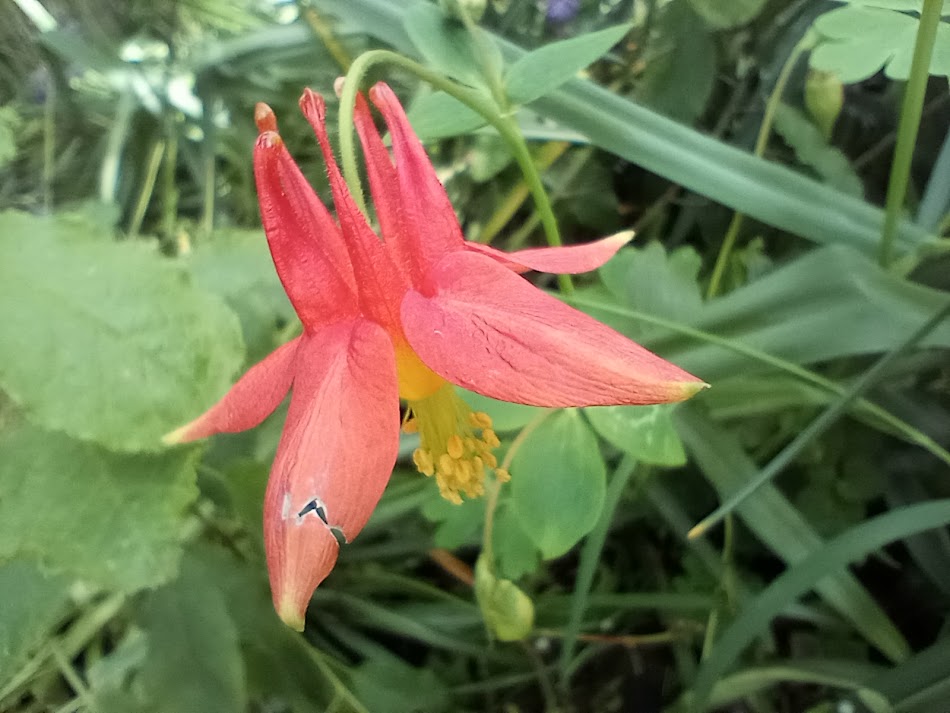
[337,49,573,292]
[879,0,943,266]
[706,33,814,298]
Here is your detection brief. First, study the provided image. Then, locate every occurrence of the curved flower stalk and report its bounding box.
[166,83,705,630]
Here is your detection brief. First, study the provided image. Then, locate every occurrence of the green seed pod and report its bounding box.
[475,556,534,642]
[805,69,844,141]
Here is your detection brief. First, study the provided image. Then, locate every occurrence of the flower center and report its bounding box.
[404,383,508,504]
[395,342,446,401]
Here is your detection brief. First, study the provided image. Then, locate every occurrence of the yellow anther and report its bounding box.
[402,418,418,434]
[413,448,434,477]
[405,384,503,505]
[447,434,464,459]
[495,468,511,483]
[469,411,493,429]
[438,453,455,476]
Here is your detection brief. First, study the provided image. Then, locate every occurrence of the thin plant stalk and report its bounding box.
[879,0,944,266]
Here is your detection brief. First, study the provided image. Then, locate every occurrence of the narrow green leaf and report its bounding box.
[403,1,497,89]
[315,0,937,254]
[691,500,950,708]
[0,210,244,452]
[406,90,487,140]
[0,424,198,593]
[558,456,637,677]
[673,660,885,712]
[511,410,606,558]
[875,636,950,710]
[676,408,910,662]
[505,23,631,106]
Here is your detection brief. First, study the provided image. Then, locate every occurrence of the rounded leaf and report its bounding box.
[510,410,606,558]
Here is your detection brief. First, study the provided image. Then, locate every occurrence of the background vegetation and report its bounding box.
[1,0,949,711]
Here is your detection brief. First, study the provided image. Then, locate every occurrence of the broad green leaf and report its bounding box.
[676,408,910,662]
[461,389,546,432]
[0,559,68,686]
[598,241,703,341]
[406,90,487,140]
[0,210,244,452]
[191,545,352,711]
[811,6,950,83]
[188,229,294,363]
[511,410,606,558]
[691,500,950,707]
[88,630,150,713]
[687,0,767,28]
[350,657,451,713]
[584,405,686,466]
[403,1,500,89]
[133,557,247,713]
[772,103,863,197]
[491,502,541,580]
[638,1,716,123]
[0,424,198,593]
[505,23,631,106]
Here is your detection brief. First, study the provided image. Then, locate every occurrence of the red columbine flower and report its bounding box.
[166,83,704,630]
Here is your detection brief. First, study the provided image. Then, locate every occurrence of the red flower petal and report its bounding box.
[401,252,705,407]
[464,230,634,274]
[298,90,405,331]
[163,337,300,444]
[369,83,464,275]
[263,319,400,629]
[254,126,358,327]
[352,93,418,282]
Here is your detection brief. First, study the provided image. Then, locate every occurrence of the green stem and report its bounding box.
[879,0,943,267]
[128,139,165,239]
[338,50,573,293]
[706,34,814,298]
[42,74,55,212]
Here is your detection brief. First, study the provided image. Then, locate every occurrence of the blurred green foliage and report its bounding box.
[1,0,949,712]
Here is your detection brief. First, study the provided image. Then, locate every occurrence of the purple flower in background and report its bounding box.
[547,0,580,23]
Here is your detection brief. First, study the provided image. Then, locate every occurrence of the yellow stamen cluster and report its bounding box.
[404,384,507,504]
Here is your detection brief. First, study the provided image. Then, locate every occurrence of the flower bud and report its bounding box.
[475,556,534,641]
